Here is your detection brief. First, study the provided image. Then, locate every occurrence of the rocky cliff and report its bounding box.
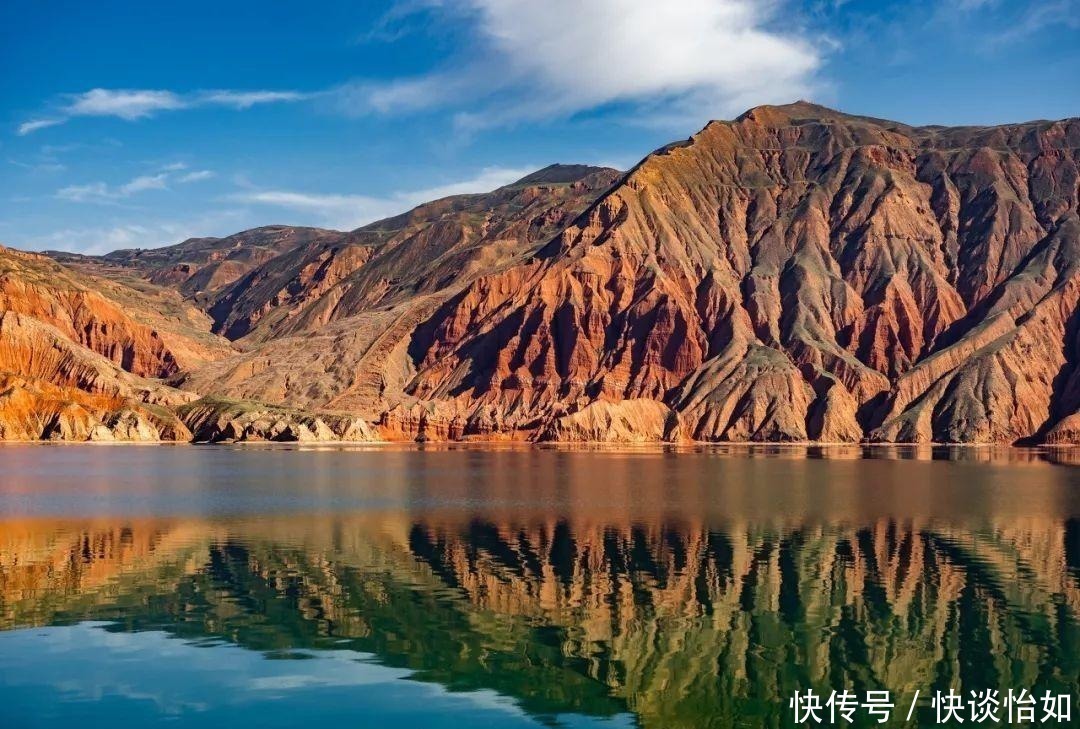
[0,246,358,442]
[6,104,1080,443]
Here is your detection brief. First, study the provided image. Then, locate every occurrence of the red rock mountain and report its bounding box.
[5,104,1080,444]
[401,104,1080,444]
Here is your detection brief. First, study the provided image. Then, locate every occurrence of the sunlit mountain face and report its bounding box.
[2,447,1078,728]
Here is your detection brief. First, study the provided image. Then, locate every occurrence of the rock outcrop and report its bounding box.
[537,399,683,443]
[178,396,378,443]
[0,248,218,442]
[52,225,341,298]
[0,374,192,442]
[0,311,193,441]
[171,165,622,415]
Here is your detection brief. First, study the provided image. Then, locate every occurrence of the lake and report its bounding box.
[1,444,1078,728]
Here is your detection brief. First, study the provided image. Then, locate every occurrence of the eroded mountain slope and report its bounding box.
[1,245,233,376]
[174,165,622,413]
[53,225,342,299]
[402,103,1080,443]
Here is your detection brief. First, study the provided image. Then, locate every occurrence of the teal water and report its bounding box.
[1,445,1078,728]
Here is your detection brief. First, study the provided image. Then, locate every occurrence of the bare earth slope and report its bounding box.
[0,246,365,442]
[0,245,233,376]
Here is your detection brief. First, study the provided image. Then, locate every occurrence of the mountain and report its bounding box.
[0,245,383,442]
[52,225,344,299]
[0,164,621,441]
[1,245,233,376]
[5,103,1080,443]
[401,103,1080,443]
[0,246,227,440]
[167,164,622,417]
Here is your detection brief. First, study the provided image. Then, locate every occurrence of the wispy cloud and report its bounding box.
[177,169,215,183]
[986,0,1079,45]
[55,179,151,204]
[119,173,169,195]
[17,119,64,136]
[56,164,214,204]
[17,88,309,134]
[8,158,66,173]
[16,3,827,138]
[198,90,308,108]
[335,0,824,130]
[231,166,534,230]
[64,89,187,120]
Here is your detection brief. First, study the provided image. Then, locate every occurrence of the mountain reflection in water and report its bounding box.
[1,445,1079,728]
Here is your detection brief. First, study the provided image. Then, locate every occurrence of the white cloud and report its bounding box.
[198,90,308,108]
[65,88,187,120]
[56,182,119,204]
[177,169,215,183]
[31,223,156,252]
[406,166,539,201]
[17,87,308,134]
[56,174,168,204]
[231,165,534,230]
[8,158,66,173]
[987,0,1079,44]
[16,3,824,138]
[119,173,169,195]
[17,119,63,136]
[340,0,823,129]
[55,164,215,203]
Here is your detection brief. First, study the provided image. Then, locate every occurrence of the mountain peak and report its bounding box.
[509,164,621,187]
[733,101,854,126]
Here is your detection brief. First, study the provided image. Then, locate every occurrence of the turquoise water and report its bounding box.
[1,445,1078,728]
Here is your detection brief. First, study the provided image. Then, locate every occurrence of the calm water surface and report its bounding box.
[1,444,1078,728]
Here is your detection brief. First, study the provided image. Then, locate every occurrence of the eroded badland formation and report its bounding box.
[3,103,1079,444]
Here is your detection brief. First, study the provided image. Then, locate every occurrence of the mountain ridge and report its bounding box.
[4,103,1079,444]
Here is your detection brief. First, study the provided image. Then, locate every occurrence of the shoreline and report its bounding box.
[1,438,1078,450]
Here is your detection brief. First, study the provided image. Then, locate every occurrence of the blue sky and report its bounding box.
[2,0,1077,254]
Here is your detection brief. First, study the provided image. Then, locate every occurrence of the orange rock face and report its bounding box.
[0,248,217,441]
[1,246,232,376]
[171,165,622,414]
[0,312,194,441]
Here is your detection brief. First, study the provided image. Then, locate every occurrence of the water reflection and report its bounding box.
[1,447,1079,727]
